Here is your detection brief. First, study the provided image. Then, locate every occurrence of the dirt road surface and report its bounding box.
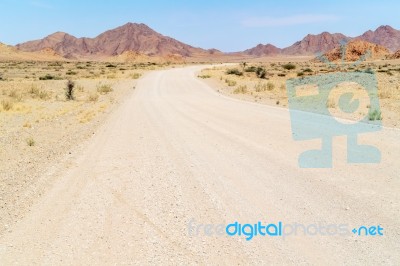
[1,66,399,265]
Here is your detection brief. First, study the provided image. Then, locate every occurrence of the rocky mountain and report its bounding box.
[17,23,207,59]
[244,25,400,56]
[388,49,400,59]
[243,43,281,56]
[319,40,390,62]
[14,23,400,59]
[282,32,350,55]
[357,25,400,52]
[0,42,64,61]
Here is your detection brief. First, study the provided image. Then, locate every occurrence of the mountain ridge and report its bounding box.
[17,22,207,59]
[12,23,400,59]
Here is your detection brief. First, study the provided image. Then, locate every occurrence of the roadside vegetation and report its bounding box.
[199,60,400,127]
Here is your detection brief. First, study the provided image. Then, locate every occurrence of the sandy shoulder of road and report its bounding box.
[0,78,138,237]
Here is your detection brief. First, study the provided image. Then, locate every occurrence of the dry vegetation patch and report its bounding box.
[201,60,400,128]
[0,60,172,235]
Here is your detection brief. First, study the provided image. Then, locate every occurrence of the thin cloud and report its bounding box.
[242,14,339,27]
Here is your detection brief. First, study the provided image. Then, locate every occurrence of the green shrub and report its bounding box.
[245,66,257,72]
[39,74,56,80]
[66,70,78,75]
[256,67,267,79]
[39,74,61,80]
[365,68,374,74]
[282,63,296,70]
[226,68,243,76]
[368,109,382,121]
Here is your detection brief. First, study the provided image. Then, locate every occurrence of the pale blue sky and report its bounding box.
[1,0,399,52]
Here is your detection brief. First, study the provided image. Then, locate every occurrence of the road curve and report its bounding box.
[0,66,399,265]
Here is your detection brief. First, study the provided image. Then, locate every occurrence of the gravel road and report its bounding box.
[1,66,399,265]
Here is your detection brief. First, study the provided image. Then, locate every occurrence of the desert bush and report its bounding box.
[131,73,141,79]
[8,90,17,98]
[38,90,50,100]
[65,80,75,100]
[66,70,78,75]
[282,63,296,70]
[26,137,35,146]
[226,68,243,76]
[364,68,374,74]
[255,82,267,92]
[198,74,211,79]
[368,109,382,121]
[233,85,247,94]
[326,98,336,108]
[303,68,313,73]
[87,92,99,102]
[245,66,257,72]
[97,83,113,94]
[225,79,237,86]
[106,64,117,68]
[277,73,286,77]
[256,67,267,79]
[29,84,49,100]
[39,74,61,80]
[30,84,39,95]
[1,99,13,111]
[267,81,275,91]
[297,72,305,77]
[378,86,397,99]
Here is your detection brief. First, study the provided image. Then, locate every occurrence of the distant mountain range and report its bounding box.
[243,25,400,57]
[9,23,400,60]
[16,23,210,59]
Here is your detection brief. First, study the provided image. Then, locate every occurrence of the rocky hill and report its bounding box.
[282,32,350,55]
[319,40,390,62]
[243,43,281,56]
[17,23,207,59]
[357,25,400,52]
